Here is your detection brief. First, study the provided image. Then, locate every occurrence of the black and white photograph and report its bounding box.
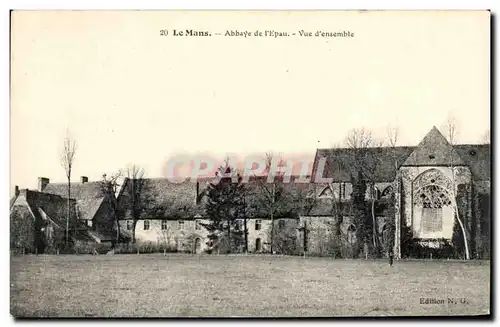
[9,10,491,318]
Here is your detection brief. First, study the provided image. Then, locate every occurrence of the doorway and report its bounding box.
[255,238,262,252]
[194,238,202,254]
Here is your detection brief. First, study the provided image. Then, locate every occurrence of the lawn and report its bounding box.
[10,254,490,317]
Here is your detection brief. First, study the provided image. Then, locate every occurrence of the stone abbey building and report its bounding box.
[312,127,490,259]
[11,127,490,258]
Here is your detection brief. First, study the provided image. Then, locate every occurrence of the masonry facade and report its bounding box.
[311,127,491,259]
[10,127,490,258]
[112,127,490,258]
[10,176,118,253]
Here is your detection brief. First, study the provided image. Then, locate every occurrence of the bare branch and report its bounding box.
[60,131,77,246]
[61,135,77,179]
[344,128,372,149]
[127,164,145,180]
[445,116,459,146]
[386,125,399,148]
[264,152,285,175]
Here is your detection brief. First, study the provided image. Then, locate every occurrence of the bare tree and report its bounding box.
[323,143,345,240]
[61,134,77,246]
[97,171,123,243]
[292,183,317,256]
[125,165,152,244]
[385,125,400,257]
[204,158,246,253]
[446,117,470,260]
[254,152,289,254]
[344,128,383,255]
[386,125,399,148]
[345,127,374,149]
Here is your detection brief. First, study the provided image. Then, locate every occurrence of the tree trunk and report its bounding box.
[227,219,231,253]
[132,220,137,244]
[115,218,120,243]
[303,221,308,254]
[453,202,470,260]
[449,147,470,260]
[244,216,248,254]
[371,183,379,250]
[371,199,376,246]
[66,179,71,246]
[113,199,121,243]
[335,182,343,237]
[270,183,275,254]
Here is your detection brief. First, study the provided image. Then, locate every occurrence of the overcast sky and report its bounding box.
[10,10,490,191]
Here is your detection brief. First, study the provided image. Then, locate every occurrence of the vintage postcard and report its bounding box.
[10,10,491,318]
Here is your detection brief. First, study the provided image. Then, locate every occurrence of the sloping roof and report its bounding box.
[43,182,105,221]
[312,146,415,182]
[402,126,465,166]
[118,177,212,220]
[312,128,490,182]
[117,175,320,219]
[455,144,491,181]
[11,189,114,243]
[19,189,82,230]
[10,195,18,210]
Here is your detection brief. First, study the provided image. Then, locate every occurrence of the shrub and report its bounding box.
[10,206,36,254]
[72,241,112,255]
[273,224,300,255]
[113,242,179,254]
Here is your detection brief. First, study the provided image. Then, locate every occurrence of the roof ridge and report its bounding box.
[455,143,490,147]
[318,145,417,151]
[47,181,101,185]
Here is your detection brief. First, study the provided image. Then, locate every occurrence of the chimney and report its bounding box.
[14,185,20,197]
[38,177,49,192]
[81,176,88,184]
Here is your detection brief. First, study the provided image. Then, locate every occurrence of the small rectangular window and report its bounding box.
[143,220,150,231]
[161,220,168,230]
[195,220,201,230]
[255,219,262,231]
[179,220,184,230]
[127,220,133,230]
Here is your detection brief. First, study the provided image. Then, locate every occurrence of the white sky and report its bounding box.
[10,10,490,191]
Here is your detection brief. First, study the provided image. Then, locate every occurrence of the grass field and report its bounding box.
[10,254,490,317]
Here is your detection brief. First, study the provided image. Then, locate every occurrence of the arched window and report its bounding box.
[413,185,451,233]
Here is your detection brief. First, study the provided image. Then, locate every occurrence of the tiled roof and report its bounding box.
[402,126,465,166]
[312,128,490,182]
[455,144,490,181]
[43,182,105,221]
[117,176,320,219]
[312,146,415,182]
[12,189,115,242]
[19,189,83,230]
[117,177,212,220]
